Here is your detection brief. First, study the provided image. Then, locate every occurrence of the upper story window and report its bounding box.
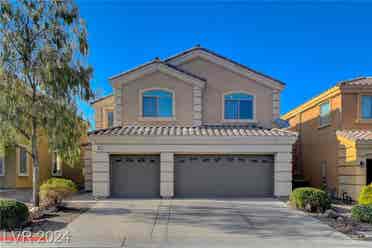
[361,95,372,119]
[142,89,173,118]
[224,92,254,120]
[0,155,4,177]
[18,146,28,176]
[107,111,114,128]
[319,101,331,127]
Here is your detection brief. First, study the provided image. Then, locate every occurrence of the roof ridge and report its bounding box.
[337,76,369,86]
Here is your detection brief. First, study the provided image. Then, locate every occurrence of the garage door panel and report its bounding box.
[110,155,160,198]
[175,155,274,197]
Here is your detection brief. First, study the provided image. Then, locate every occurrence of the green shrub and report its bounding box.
[358,184,372,205]
[0,200,29,229]
[351,204,372,223]
[290,187,331,213]
[40,178,77,207]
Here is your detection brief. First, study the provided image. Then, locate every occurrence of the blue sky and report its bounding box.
[76,1,372,128]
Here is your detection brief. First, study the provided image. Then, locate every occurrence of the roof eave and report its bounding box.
[109,61,206,88]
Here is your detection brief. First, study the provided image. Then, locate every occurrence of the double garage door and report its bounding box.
[110,154,274,198]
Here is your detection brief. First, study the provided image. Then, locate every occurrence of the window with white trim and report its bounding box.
[319,101,331,126]
[0,155,4,177]
[142,90,173,117]
[18,146,28,176]
[51,153,62,176]
[224,92,254,120]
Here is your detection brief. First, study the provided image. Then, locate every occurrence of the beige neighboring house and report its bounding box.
[86,46,297,198]
[282,77,372,200]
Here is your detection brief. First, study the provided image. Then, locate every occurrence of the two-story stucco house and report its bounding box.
[282,77,372,200]
[86,46,297,198]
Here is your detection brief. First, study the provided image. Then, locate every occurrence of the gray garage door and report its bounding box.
[110,155,160,198]
[175,155,274,197]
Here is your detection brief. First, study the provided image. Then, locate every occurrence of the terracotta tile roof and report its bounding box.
[89,125,297,137]
[338,77,372,87]
[336,130,372,142]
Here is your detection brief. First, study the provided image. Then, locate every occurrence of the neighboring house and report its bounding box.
[282,77,372,200]
[87,46,297,198]
[0,135,86,189]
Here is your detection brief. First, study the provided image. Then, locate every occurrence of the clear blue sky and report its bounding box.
[76,1,372,128]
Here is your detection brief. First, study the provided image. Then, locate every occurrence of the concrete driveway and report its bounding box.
[53,198,370,248]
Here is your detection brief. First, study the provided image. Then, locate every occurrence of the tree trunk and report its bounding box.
[32,117,40,207]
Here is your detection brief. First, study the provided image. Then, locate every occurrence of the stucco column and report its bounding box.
[92,146,110,197]
[83,144,92,191]
[114,87,123,126]
[274,152,292,197]
[192,86,202,126]
[160,152,174,198]
[272,90,280,120]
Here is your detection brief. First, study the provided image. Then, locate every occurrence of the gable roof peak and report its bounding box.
[165,46,285,89]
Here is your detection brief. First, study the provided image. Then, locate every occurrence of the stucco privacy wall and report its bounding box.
[89,136,296,197]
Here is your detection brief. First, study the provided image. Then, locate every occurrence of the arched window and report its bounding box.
[224,92,254,120]
[142,89,173,117]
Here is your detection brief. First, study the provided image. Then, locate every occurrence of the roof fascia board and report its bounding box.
[91,94,114,105]
[110,62,205,88]
[89,134,297,145]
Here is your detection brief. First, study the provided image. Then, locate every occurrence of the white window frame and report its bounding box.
[51,153,62,177]
[139,88,176,121]
[319,100,331,127]
[222,91,257,123]
[0,155,4,177]
[17,145,29,177]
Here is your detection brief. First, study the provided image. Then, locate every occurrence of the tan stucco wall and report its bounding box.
[286,93,342,191]
[341,92,372,129]
[0,134,85,189]
[336,91,372,199]
[93,96,115,129]
[176,58,275,128]
[120,71,194,126]
[105,57,278,128]
[0,147,16,188]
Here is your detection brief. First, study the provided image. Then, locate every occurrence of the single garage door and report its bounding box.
[110,155,160,198]
[175,155,274,197]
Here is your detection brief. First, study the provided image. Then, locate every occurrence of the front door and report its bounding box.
[367,159,372,185]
